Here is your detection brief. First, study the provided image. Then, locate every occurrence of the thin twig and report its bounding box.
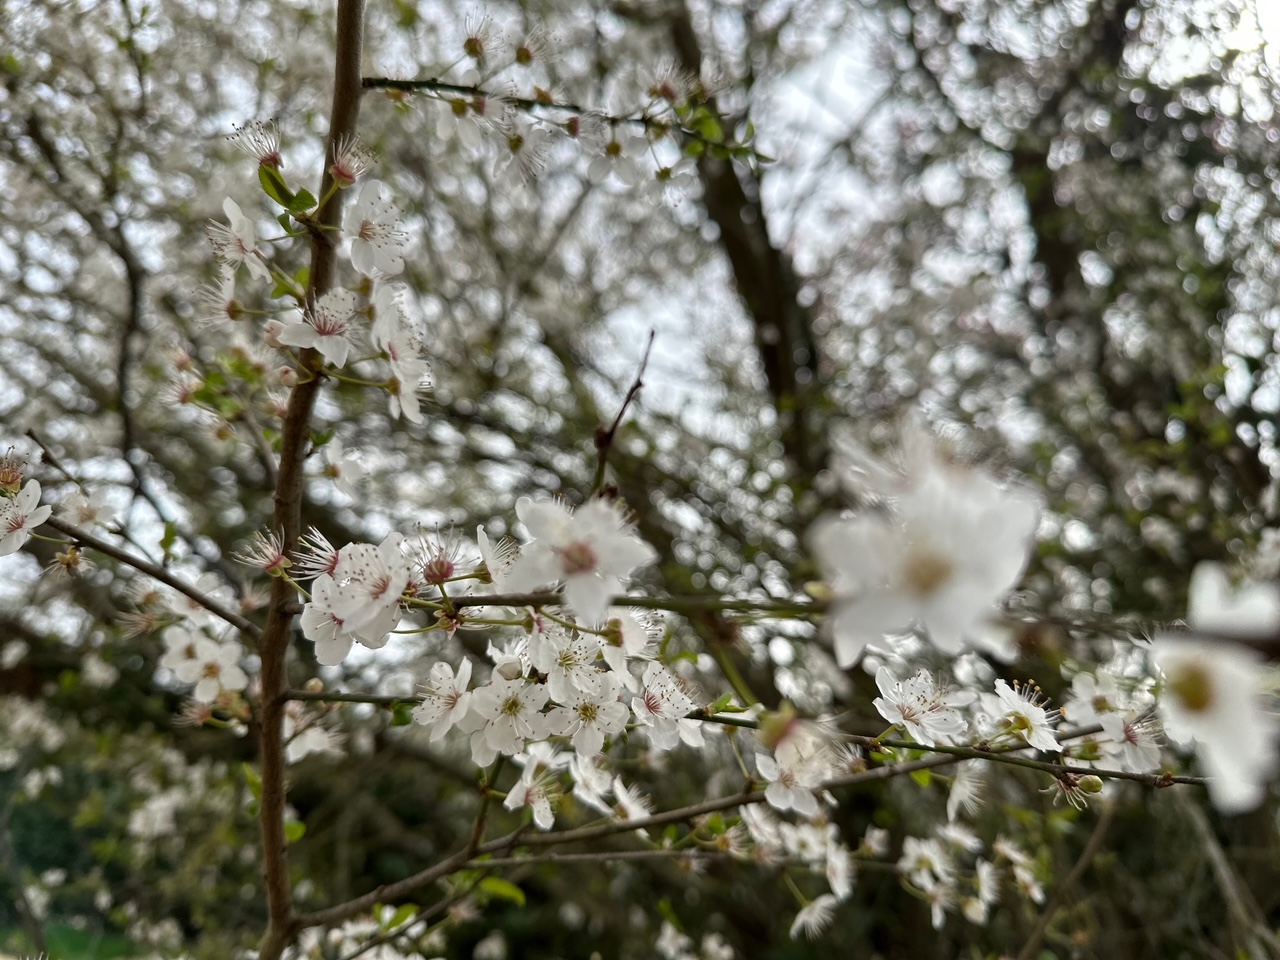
[43,516,260,638]
[851,736,1205,788]
[592,330,655,494]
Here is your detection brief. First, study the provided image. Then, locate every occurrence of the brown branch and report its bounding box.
[256,2,367,958]
[591,330,655,495]
[43,516,261,638]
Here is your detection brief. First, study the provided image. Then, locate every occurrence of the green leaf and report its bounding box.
[259,165,295,207]
[159,521,178,559]
[707,692,736,714]
[288,189,317,213]
[909,768,932,788]
[284,820,306,843]
[385,903,418,930]
[242,763,263,801]
[390,701,414,727]
[479,877,525,907]
[277,213,293,233]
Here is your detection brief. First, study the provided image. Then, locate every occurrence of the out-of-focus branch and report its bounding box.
[1016,802,1116,960]
[43,516,261,638]
[256,2,367,957]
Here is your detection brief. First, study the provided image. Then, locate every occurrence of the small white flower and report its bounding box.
[502,763,559,830]
[227,120,283,168]
[587,132,646,184]
[320,438,367,499]
[0,480,53,556]
[463,677,548,759]
[277,289,361,368]
[979,679,1059,752]
[873,667,971,746]
[789,893,838,940]
[343,179,407,276]
[640,157,698,205]
[170,637,248,703]
[207,197,270,282]
[631,662,697,749]
[611,775,653,826]
[548,672,630,757]
[756,752,824,817]
[328,534,412,634]
[568,753,613,813]
[946,761,984,822]
[412,660,474,740]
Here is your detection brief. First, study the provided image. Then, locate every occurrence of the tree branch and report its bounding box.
[43,516,261,638]
[256,1,366,957]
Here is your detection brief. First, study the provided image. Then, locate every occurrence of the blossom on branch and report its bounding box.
[505,496,658,625]
[343,180,407,276]
[0,480,52,556]
[207,198,270,283]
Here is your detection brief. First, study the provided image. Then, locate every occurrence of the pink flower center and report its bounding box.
[557,541,597,576]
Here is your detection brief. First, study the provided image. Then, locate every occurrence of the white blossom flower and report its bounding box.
[328,534,412,635]
[496,123,553,183]
[1153,637,1277,813]
[568,753,613,813]
[632,662,700,749]
[536,630,601,703]
[226,120,282,168]
[587,132,646,185]
[170,637,248,702]
[547,672,630,756]
[946,761,984,821]
[207,197,270,282]
[379,329,430,424]
[343,179,407,276]
[756,751,824,816]
[502,763,558,830]
[0,480,52,556]
[477,525,517,591]
[462,677,548,762]
[300,573,397,665]
[979,679,1060,752]
[597,608,659,687]
[873,667,971,746]
[640,157,698,205]
[412,660,474,740]
[320,438,367,499]
[330,133,376,186]
[505,497,658,625]
[284,711,345,763]
[810,460,1038,666]
[898,836,955,890]
[611,775,653,825]
[789,893,838,940]
[277,289,361,368]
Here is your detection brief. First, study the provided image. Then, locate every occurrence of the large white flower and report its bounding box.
[462,677,548,763]
[505,497,658,625]
[1154,637,1277,813]
[810,463,1037,666]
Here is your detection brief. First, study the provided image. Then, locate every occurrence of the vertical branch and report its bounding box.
[257,1,366,957]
